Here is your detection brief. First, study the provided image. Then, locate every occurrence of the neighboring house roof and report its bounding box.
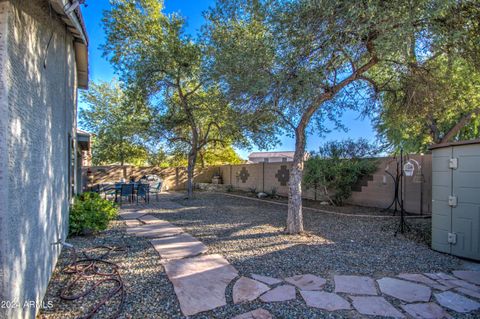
[248,151,295,159]
[48,0,89,89]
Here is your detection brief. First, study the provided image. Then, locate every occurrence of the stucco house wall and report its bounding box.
[0,0,87,318]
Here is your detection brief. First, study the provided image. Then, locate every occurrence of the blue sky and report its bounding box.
[80,0,377,159]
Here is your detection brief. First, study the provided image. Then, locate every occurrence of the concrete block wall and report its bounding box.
[85,165,217,191]
[0,0,78,318]
[219,156,432,214]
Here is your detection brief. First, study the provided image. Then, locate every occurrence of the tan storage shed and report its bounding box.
[431,139,480,261]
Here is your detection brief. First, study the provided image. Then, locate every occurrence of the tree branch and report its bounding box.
[440,107,480,143]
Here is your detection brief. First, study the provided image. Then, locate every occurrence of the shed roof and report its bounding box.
[429,138,480,150]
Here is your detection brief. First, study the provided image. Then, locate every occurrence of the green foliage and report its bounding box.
[304,139,379,206]
[79,80,151,166]
[374,55,480,153]
[69,192,118,236]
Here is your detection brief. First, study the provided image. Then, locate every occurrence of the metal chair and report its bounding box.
[119,184,134,204]
[137,184,149,204]
[149,181,162,201]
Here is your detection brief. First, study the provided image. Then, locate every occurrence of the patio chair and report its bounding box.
[137,183,149,204]
[103,184,118,200]
[149,180,162,201]
[119,184,134,204]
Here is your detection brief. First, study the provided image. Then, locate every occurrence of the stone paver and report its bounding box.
[118,211,145,220]
[401,302,452,319]
[150,233,207,260]
[260,285,296,302]
[285,274,326,291]
[138,214,165,224]
[448,279,480,292]
[124,219,142,227]
[233,277,270,304]
[455,287,480,299]
[163,254,238,316]
[301,291,351,311]
[232,308,273,319]
[397,273,449,291]
[334,275,377,295]
[397,273,438,286]
[435,279,458,290]
[424,273,457,281]
[251,274,283,286]
[351,296,404,318]
[435,291,480,313]
[378,277,431,302]
[453,271,480,285]
[126,223,183,238]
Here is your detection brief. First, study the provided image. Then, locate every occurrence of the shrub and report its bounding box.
[304,139,379,206]
[69,192,118,236]
[226,184,234,192]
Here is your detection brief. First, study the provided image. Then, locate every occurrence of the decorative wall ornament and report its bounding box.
[239,167,250,183]
[275,165,290,186]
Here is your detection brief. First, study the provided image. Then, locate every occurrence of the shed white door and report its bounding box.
[432,144,480,261]
[451,145,480,260]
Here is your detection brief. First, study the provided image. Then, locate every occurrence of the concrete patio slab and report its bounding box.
[334,275,377,295]
[435,291,480,313]
[251,274,283,286]
[233,277,270,304]
[232,308,273,319]
[126,223,183,238]
[378,277,431,302]
[452,271,480,285]
[351,296,404,318]
[301,291,351,311]
[260,285,296,302]
[163,254,238,316]
[150,233,207,260]
[285,274,326,291]
[401,302,452,319]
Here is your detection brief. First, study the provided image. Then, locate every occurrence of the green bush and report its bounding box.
[69,192,118,236]
[304,139,379,206]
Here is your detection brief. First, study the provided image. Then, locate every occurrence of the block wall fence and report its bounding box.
[85,154,432,214]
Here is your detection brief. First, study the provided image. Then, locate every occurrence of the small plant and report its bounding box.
[69,192,118,236]
[226,184,234,192]
[249,187,257,194]
[270,187,278,198]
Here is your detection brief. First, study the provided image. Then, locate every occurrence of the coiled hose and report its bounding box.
[59,245,126,319]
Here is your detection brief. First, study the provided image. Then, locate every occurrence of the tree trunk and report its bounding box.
[286,126,306,234]
[186,148,197,198]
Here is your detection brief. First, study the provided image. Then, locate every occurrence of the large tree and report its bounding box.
[375,56,480,153]
[373,2,480,152]
[80,80,151,166]
[206,0,465,234]
[102,0,275,197]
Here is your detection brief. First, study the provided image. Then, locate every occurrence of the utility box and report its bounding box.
[431,139,480,261]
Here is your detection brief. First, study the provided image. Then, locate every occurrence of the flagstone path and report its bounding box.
[120,201,480,318]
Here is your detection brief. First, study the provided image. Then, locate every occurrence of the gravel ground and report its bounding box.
[226,190,407,217]
[40,192,478,319]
